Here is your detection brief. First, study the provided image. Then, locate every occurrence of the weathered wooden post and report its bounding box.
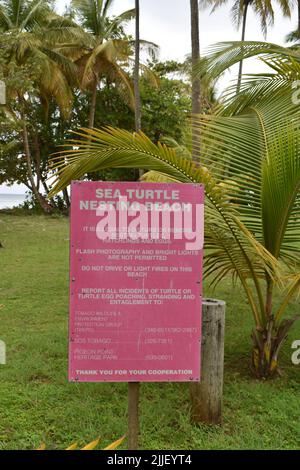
[128,382,140,450]
[190,299,226,425]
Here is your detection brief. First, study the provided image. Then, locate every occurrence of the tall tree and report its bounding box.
[0,0,76,212]
[189,0,202,421]
[71,0,136,129]
[236,0,251,92]
[190,0,201,162]
[128,0,142,450]
[298,0,300,38]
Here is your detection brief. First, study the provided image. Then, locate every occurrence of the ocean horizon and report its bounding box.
[0,193,27,210]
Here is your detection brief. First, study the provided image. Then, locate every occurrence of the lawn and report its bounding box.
[0,214,299,450]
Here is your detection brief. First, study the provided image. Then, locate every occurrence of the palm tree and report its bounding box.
[48,39,300,376]
[192,95,300,378]
[69,0,137,129]
[190,0,201,161]
[201,0,293,91]
[0,1,76,112]
[193,39,300,376]
[128,0,141,451]
[48,110,300,378]
[0,0,77,212]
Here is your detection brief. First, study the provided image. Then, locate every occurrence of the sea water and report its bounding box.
[0,194,26,210]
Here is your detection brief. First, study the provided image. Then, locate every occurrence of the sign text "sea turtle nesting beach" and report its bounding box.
[69,182,204,383]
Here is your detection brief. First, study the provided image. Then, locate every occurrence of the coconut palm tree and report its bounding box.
[68,0,136,129]
[192,91,300,378]
[0,0,76,111]
[48,39,300,376]
[129,0,141,450]
[201,0,293,91]
[69,0,159,130]
[48,103,300,378]
[0,0,77,211]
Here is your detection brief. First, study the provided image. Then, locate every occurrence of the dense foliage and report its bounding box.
[0,1,204,211]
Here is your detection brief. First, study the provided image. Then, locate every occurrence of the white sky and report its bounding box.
[1,0,297,194]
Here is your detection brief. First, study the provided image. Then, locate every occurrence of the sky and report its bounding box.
[0,0,297,194]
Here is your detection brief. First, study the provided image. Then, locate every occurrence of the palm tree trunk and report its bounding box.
[298,0,300,38]
[250,276,296,379]
[63,188,71,210]
[134,0,142,133]
[88,77,98,129]
[135,0,143,181]
[236,1,249,93]
[127,1,142,451]
[190,0,201,162]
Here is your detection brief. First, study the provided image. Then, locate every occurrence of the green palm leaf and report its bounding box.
[199,41,300,81]
[193,90,300,268]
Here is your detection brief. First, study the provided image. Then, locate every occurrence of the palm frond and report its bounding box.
[0,4,13,30]
[71,0,104,36]
[199,41,300,81]
[21,0,48,31]
[106,8,136,35]
[216,57,300,115]
[102,0,115,17]
[275,273,300,324]
[78,39,129,88]
[192,95,300,267]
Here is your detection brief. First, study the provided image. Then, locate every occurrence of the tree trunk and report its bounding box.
[127,2,142,443]
[33,134,56,207]
[265,277,274,318]
[88,77,98,129]
[33,134,41,191]
[63,188,71,210]
[251,317,297,378]
[135,0,143,180]
[251,278,280,378]
[134,0,142,133]
[236,1,249,93]
[252,276,298,378]
[190,0,201,163]
[22,122,53,214]
[298,0,300,38]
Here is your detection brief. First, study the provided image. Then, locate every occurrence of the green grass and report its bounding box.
[0,214,299,450]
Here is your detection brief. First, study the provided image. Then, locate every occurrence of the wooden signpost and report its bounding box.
[68,181,224,449]
[190,299,226,425]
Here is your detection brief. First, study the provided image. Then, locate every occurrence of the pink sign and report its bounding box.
[69,182,204,382]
